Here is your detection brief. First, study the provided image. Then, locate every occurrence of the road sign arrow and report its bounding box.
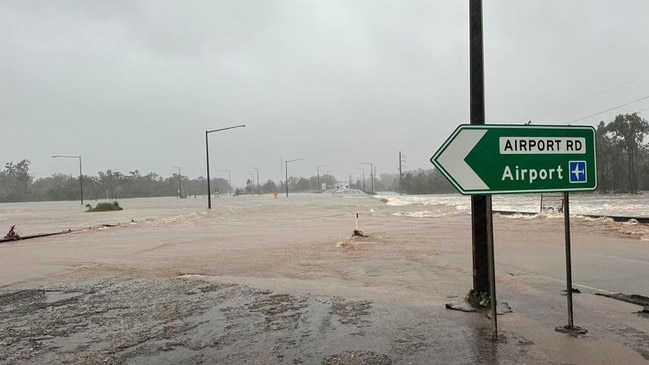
[433,128,488,192]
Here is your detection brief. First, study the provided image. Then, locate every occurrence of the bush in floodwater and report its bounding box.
[86,201,123,212]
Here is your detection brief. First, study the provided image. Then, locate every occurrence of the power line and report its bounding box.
[521,73,649,123]
[567,94,649,123]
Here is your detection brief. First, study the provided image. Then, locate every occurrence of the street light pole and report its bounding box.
[317,164,328,192]
[52,155,83,205]
[252,167,260,195]
[206,124,246,209]
[215,169,231,196]
[172,166,182,198]
[359,162,374,194]
[109,169,119,200]
[355,167,365,190]
[285,158,303,197]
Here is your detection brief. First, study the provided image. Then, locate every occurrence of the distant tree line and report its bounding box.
[7,111,646,203]
[0,162,456,203]
[0,167,227,202]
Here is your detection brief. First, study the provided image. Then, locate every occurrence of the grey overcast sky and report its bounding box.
[2,1,649,186]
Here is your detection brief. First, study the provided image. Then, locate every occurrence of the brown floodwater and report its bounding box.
[1,193,649,364]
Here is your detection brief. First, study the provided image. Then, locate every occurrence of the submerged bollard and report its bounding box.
[352,212,365,237]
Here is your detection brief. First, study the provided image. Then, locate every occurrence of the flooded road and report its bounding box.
[1,193,649,364]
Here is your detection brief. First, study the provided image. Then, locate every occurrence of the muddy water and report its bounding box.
[1,193,649,364]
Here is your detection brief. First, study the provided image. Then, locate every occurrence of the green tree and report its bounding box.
[400,168,455,194]
[261,179,278,194]
[1,160,33,201]
[605,113,649,193]
[596,121,623,193]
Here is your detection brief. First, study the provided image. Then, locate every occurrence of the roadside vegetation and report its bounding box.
[85,201,123,212]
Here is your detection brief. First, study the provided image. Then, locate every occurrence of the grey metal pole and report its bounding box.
[253,167,260,195]
[354,168,364,190]
[359,162,373,193]
[564,192,574,328]
[172,166,181,198]
[285,158,303,197]
[215,170,231,196]
[205,124,245,208]
[486,195,497,339]
[317,164,328,192]
[399,151,402,195]
[52,155,83,205]
[78,156,83,205]
[285,161,289,197]
[556,192,587,335]
[206,131,212,208]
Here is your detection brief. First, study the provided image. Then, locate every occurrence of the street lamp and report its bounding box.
[317,164,328,192]
[252,167,260,195]
[285,158,303,197]
[172,166,182,198]
[215,169,231,196]
[359,162,374,194]
[109,169,119,200]
[52,155,83,205]
[206,124,246,209]
[355,167,365,190]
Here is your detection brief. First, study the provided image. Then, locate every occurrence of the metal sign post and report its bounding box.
[485,195,497,338]
[555,192,587,334]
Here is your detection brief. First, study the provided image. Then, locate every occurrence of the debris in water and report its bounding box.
[561,288,581,295]
[595,292,649,306]
[337,231,372,248]
[4,225,20,240]
[445,299,478,312]
[352,229,367,237]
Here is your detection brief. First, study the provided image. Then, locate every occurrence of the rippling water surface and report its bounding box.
[1,192,648,236]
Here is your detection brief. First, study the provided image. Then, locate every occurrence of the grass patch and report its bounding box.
[86,201,123,212]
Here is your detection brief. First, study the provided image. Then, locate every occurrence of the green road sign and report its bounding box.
[431,124,597,195]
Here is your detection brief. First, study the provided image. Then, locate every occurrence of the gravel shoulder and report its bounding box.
[0,271,552,365]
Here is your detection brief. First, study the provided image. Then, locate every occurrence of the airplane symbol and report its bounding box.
[572,165,584,179]
[569,161,587,183]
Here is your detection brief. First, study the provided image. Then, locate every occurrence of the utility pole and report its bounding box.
[469,0,490,296]
[398,151,403,195]
[252,167,260,195]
